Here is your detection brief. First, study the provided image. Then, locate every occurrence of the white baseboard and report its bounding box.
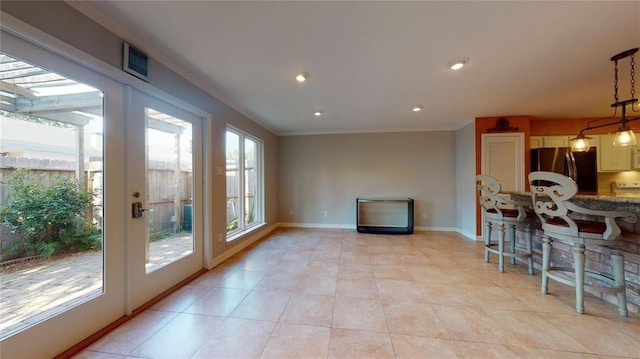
[414,226,458,232]
[455,229,479,241]
[278,222,355,229]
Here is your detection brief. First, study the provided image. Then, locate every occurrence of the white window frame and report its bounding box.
[226,126,264,242]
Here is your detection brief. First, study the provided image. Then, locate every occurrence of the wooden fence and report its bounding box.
[0,156,192,255]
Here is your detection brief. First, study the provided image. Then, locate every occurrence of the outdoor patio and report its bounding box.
[0,233,193,339]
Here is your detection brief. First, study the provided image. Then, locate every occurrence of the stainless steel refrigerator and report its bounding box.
[530,147,598,193]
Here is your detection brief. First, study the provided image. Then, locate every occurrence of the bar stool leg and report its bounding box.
[573,244,586,314]
[509,225,516,265]
[484,221,491,263]
[524,227,534,275]
[498,223,505,273]
[541,236,552,294]
[611,248,628,317]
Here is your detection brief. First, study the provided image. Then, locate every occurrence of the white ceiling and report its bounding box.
[74,1,639,136]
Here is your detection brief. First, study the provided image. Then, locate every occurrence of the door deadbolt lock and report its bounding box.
[132,202,151,218]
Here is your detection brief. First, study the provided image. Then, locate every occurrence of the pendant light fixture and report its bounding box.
[569,48,639,152]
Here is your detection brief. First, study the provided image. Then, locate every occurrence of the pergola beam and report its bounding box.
[13,91,102,114]
[148,118,185,134]
[0,80,38,100]
[33,112,92,126]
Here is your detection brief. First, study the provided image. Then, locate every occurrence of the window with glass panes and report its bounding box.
[225,128,263,240]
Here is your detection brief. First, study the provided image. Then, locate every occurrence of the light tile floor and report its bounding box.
[75,228,640,358]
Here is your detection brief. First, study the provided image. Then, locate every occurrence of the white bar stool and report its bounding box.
[476,175,534,274]
[529,171,637,316]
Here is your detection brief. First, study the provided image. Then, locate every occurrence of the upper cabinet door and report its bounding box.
[542,136,570,148]
[598,134,631,172]
[530,136,543,149]
[530,136,570,149]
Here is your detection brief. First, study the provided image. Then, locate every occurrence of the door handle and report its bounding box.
[132,202,152,218]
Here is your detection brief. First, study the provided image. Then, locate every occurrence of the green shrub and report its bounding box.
[227,218,238,232]
[0,169,101,260]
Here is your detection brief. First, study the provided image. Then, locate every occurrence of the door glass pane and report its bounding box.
[144,108,193,273]
[0,53,104,338]
[226,131,240,234]
[244,138,257,227]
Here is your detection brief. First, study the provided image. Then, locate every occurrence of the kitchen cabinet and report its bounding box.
[597,134,631,171]
[544,135,570,148]
[530,136,543,149]
[530,136,570,149]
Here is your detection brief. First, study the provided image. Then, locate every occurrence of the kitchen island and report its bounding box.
[503,191,640,313]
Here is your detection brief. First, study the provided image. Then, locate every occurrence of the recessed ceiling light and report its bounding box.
[314,111,323,117]
[296,72,310,82]
[412,106,423,112]
[448,58,468,70]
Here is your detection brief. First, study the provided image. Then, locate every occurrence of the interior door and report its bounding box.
[0,31,126,359]
[480,133,525,240]
[125,87,203,310]
[481,133,525,192]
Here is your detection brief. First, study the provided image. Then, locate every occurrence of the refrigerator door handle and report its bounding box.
[566,151,578,181]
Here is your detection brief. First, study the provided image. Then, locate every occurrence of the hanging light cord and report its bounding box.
[631,53,638,113]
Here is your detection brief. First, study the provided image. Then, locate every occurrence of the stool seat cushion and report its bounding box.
[546,217,606,234]
[487,208,519,218]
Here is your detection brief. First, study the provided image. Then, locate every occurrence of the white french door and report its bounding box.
[125,87,204,310]
[0,31,204,358]
[0,30,126,359]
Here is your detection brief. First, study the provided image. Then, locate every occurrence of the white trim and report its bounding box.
[203,118,214,269]
[208,224,278,270]
[280,126,458,137]
[455,229,480,241]
[414,226,459,232]
[278,223,356,230]
[226,223,267,244]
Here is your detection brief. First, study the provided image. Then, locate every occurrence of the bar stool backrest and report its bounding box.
[476,175,527,221]
[528,171,632,240]
[529,170,576,213]
[476,175,503,214]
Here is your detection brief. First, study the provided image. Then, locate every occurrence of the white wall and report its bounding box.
[454,122,477,239]
[278,131,457,230]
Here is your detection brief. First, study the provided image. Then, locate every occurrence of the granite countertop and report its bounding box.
[505,191,640,215]
[571,192,640,204]
[505,191,640,202]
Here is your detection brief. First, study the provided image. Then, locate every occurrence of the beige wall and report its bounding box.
[455,122,476,239]
[278,131,457,229]
[1,1,279,259]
